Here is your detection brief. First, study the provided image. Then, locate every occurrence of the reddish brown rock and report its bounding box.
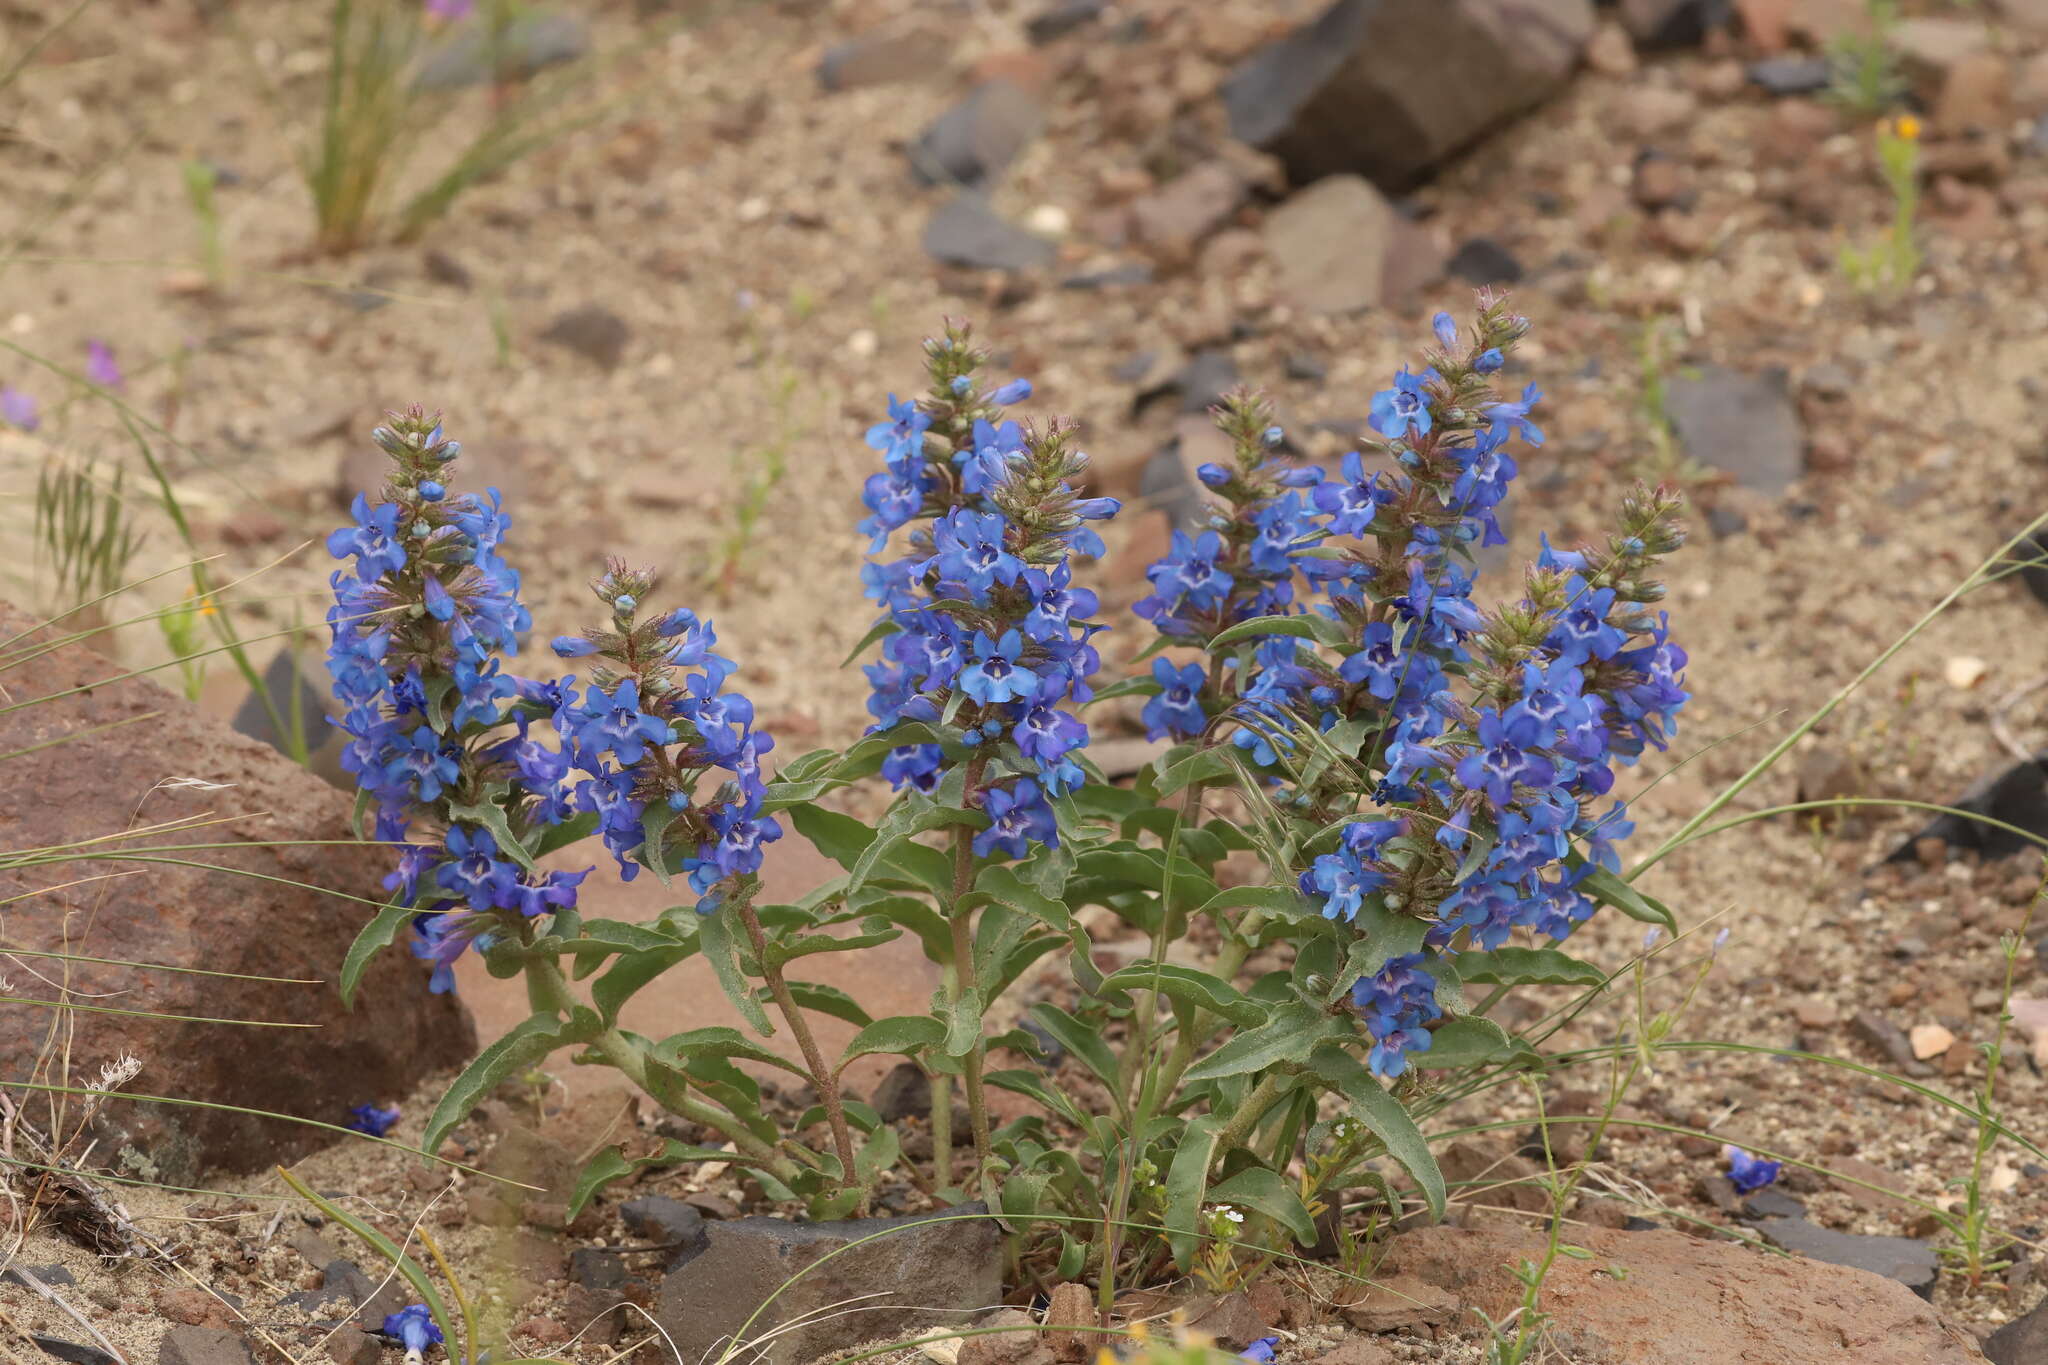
[1387,1224,1988,1363]
[0,601,475,1179]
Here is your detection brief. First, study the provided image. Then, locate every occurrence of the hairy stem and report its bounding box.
[948,814,994,1181]
[930,1069,954,1190]
[1213,1071,1291,1160]
[737,899,862,1207]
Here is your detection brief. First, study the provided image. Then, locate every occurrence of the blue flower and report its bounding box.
[1455,708,1557,811]
[1485,381,1545,446]
[326,495,408,582]
[384,726,461,804]
[865,393,931,473]
[1369,367,1436,441]
[345,1103,400,1136]
[881,744,944,792]
[0,387,37,431]
[1142,658,1206,740]
[382,1305,444,1359]
[437,825,514,910]
[961,629,1037,704]
[1724,1145,1781,1194]
[1352,953,1441,1078]
[1241,1339,1278,1364]
[1313,449,1384,536]
[1014,704,1087,763]
[567,679,673,766]
[1144,529,1233,613]
[930,509,1024,597]
[973,780,1058,860]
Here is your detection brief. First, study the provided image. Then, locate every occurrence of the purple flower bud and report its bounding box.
[613,594,637,614]
[1262,425,1283,447]
[0,387,37,431]
[551,636,598,658]
[434,441,460,462]
[1269,466,1323,488]
[1432,312,1457,350]
[655,608,699,637]
[1072,497,1118,520]
[1197,463,1231,488]
[1474,348,1504,373]
[950,376,972,396]
[418,481,445,500]
[987,378,1031,406]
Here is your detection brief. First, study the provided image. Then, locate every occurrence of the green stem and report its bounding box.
[947,755,993,1183]
[929,1069,954,1191]
[525,956,798,1181]
[1152,909,1267,1104]
[736,900,862,1207]
[1213,1071,1291,1160]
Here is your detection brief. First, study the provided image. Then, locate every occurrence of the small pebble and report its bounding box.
[1909,1023,1956,1060]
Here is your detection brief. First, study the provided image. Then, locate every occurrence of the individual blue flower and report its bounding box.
[1338,622,1403,701]
[84,339,123,390]
[1485,381,1544,446]
[1141,658,1206,740]
[930,509,1024,597]
[567,678,673,766]
[1,387,38,431]
[881,743,944,792]
[1312,449,1384,536]
[1548,578,1626,667]
[503,867,589,917]
[1724,1145,1781,1194]
[865,392,931,473]
[345,1103,400,1136]
[437,825,514,910]
[960,629,1037,704]
[1369,366,1435,441]
[1455,708,1556,812]
[1145,529,1232,613]
[986,378,1032,406]
[1352,953,1441,1078]
[972,780,1058,860]
[1014,703,1087,763]
[382,1304,444,1361]
[1241,1339,1278,1364]
[384,725,460,804]
[550,635,598,658]
[326,495,408,582]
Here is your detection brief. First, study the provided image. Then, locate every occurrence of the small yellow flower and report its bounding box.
[1128,1321,1150,1343]
[1095,1350,1119,1365]
[1893,114,1922,142]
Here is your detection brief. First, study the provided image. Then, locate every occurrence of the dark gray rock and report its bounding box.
[232,648,328,763]
[1027,0,1104,44]
[620,1195,708,1269]
[30,1340,117,1365]
[422,248,473,291]
[1748,56,1832,95]
[1112,350,1160,385]
[1175,350,1243,415]
[1849,1010,1936,1079]
[1741,1188,1808,1221]
[1285,351,1327,382]
[539,304,631,371]
[1060,261,1155,289]
[1622,1216,1661,1231]
[1663,365,1805,496]
[870,1060,931,1122]
[1141,441,1208,529]
[817,32,952,92]
[1703,502,1749,539]
[2016,528,2048,608]
[1448,236,1523,285]
[1619,0,1732,47]
[415,13,589,89]
[908,81,1044,190]
[1986,1293,2048,1365]
[923,195,1057,271]
[1222,0,1593,191]
[1887,755,2048,864]
[280,1259,405,1325]
[1754,1218,1939,1300]
[653,1205,1005,1365]
[3,1264,75,1289]
[570,1246,627,1290]
[156,1328,256,1365]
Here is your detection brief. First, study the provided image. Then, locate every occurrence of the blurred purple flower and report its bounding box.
[0,387,36,431]
[1723,1144,1781,1194]
[84,340,122,390]
[426,0,475,16]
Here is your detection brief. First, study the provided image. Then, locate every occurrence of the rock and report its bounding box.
[1851,1010,1936,1077]
[1697,1173,1742,1215]
[923,195,1058,271]
[324,1327,380,1365]
[1792,999,1840,1029]
[1755,1218,1940,1300]
[231,647,335,772]
[1742,1188,1809,1221]
[1584,22,1638,76]
[1938,53,2013,136]
[1985,1293,2048,1364]
[958,1308,1045,1365]
[1221,0,1595,191]
[1390,1224,1982,1362]
[1310,1344,1393,1365]
[1286,351,1328,382]
[1662,365,1805,496]
[1043,1282,1094,1361]
[1183,1290,1270,1349]
[1619,84,1701,138]
[421,248,472,290]
[1439,1139,1547,1214]
[283,1260,405,1325]
[415,13,588,89]
[31,1340,119,1365]
[157,1328,256,1365]
[1444,237,1522,286]
[653,1205,1005,1365]
[0,602,475,1179]
[1,1265,74,1289]
[1060,262,1155,289]
[1621,0,1734,47]
[1261,175,1398,314]
[1794,747,1866,819]
[1748,56,1832,95]
[1336,1276,1457,1332]
[1633,154,1689,211]
[1027,0,1105,44]
[1910,1023,1957,1060]
[1830,1157,1915,1212]
[1887,756,2048,863]
[909,81,1044,190]
[817,31,952,92]
[539,305,631,371]
[620,1196,708,1269]
[570,1247,626,1290]
[1127,162,1250,258]
[1889,18,1988,77]
[870,1060,931,1121]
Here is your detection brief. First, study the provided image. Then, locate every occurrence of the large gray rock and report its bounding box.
[1663,364,1806,497]
[1986,1294,2048,1365]
[1755,1218,1940,1301]
[654,1205,1005,1365]
[0,602,476,1180]
[908,81,1045,190]
[1260,175,1400,315]
[1222,0,1595,191]
[923,195,1057,271]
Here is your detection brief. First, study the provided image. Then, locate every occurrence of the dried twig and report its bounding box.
[1990,672,2048,763]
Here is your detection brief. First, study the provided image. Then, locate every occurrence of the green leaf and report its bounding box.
[850,803,979,896]
[941,988,985,1058]
[565,1139,739,1221]
[1410,1016,1535,1071]
[1196,884,1317,920]
[1154,746,1235,798]
[445,792,539,875]
[1207,613,1348,651]
[787,802,875,871]
[1207,1166,1317,1247]
[781,981,873,1029]
[1453,947,1607,989]
[1164,1115,1223,1271]
[423,1011,589,1156]
[1027,1002,1119,1088]
[840,1015,945,1067]
[1308,1044,1444,1220]
[763,925,903,970]
[1086,675,1162,702]
[841,616,901,666]
[984,1069,1086,1126]
[652,1026,808,1077]
[699,907,773,1036]
[639,806,674,887]
[1182,1001,1343,1082]
[1580,863,1676,931]
[340,895,413,1009]
[1098,962,1268,1028]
